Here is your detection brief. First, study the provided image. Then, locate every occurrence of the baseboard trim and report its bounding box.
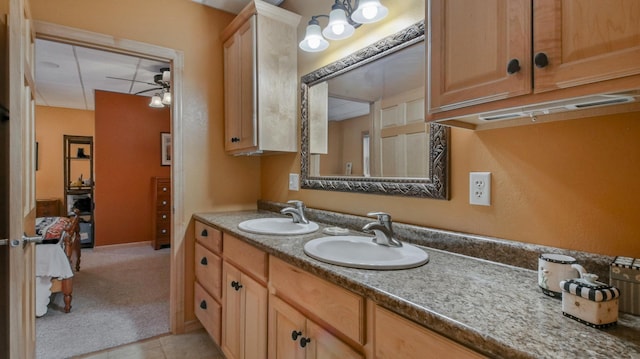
[93,241,152,250]
[183,320,203,334]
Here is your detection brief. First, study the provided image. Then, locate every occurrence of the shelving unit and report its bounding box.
[64,135,95,247]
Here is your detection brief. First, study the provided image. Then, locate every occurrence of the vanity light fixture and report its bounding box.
[299,0,388,52]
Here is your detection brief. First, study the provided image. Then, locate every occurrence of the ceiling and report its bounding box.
[35,38,169,111]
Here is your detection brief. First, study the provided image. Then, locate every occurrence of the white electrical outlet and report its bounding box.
[469,172,491,206]
[288,173,300,191]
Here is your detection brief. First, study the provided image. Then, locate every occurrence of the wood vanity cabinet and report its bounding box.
[221,0,300,155]
[374,306,486,358]
[428,0,640,125]
[268,257,365,359]
[194,221,223,344]
[221,234,268,359]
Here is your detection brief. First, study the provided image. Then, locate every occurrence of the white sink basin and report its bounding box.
[238,218,319,235]
[303,236,429,270]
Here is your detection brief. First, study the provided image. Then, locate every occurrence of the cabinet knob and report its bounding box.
[162,187,168,192]
[506,58,521,74]
[161,229,167,234]
[200,300,207,309]
[162,214,167,219]
[534,52,549,68]
[162,200,167,205]
[231,281,243,291]
[201,229,208,237]
[299,337,311,348]
[200,257,208,265]
[291,330,302,341]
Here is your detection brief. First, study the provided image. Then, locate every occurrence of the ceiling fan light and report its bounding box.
[149,94,164,108]
[161,91,172,105]
[299,23,329,52]
[351,0,388,24]
[162,69,171,83]
[322,8,355,40]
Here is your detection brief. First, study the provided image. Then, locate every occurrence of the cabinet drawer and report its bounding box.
[270,256,365,345]
[224,234,267,283]
[375,306,485,359]
[195,242,223,300]
[195,221,222,254]
[194,281,222,345]
[156,181,170,193]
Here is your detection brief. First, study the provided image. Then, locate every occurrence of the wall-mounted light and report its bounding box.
[299,0,387,52]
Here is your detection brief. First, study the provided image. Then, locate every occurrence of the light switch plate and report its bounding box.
[288,173,300,191]
[469,172,491,206]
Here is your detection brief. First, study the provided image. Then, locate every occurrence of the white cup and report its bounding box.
[538,253,586,298]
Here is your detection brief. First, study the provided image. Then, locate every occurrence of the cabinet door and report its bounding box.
[533,0,640,92]
[429,0,532,112]
[268,296,306,359]
[222,262,242,359]
[224,17,256,153]
[305,320,363,359]
[222,261,267,359]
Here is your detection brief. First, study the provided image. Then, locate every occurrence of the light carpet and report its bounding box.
[36,243,171,359]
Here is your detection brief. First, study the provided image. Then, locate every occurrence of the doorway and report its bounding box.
[33,21,185,356]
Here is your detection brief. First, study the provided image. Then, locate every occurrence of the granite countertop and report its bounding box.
[193,209,640,359]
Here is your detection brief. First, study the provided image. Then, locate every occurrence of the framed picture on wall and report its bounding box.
[161,132,171,166]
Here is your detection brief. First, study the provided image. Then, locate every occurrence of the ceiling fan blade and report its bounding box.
[106,76,156,86]
[134,87,162,95]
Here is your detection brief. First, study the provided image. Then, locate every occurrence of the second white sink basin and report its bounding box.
[238,218,319,235]
[303,236,429,270]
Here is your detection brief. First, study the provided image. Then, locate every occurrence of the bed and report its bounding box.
[35,211,81,316]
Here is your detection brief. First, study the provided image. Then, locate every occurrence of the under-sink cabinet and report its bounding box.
[428,0,640,127]
[221,234,268,359]
[221,0,300,155]
[269,257,365,359]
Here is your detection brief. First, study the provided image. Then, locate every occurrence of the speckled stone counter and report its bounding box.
[193,209,640,359]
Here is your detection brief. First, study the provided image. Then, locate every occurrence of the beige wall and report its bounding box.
[263,1,640,258]
[35,106,94,209]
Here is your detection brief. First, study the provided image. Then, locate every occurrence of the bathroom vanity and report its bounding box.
[192,204,640,358]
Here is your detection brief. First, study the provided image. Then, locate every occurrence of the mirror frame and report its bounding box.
[300,20,450,199]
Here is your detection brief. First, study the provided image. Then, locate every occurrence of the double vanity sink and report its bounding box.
[237,216,429,270]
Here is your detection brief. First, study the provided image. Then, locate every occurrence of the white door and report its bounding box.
[1,0,37,357]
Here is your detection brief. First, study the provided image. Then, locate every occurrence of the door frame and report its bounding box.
[34,20,187,333]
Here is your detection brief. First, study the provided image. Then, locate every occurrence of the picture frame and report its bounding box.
[161,132,171,166]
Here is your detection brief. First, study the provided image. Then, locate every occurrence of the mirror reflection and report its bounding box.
[310,41,427,178]
[300,21,449,199]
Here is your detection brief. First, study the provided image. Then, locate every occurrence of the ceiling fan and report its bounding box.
[106,67,171,107]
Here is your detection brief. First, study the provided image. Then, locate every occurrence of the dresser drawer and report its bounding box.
[194,281,222,345]
[195,242,223,300]
[224,234,268,284]
[270,256,365,345]
[195,221,222,254]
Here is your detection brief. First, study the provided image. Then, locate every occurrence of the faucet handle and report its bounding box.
[367,212,391,223]
[287,200,305,209]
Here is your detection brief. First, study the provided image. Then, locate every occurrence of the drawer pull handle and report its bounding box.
[161,229,167,234]
[534,52,549,68]
[162,214,167,219]
[291,330,302,341]
[200,300,207,309]
[231,281,243,291]
[162,200,167,205]
[162,187,168,192]
[506,58,520,74]
[201,229,208,237]
[299,337,311,348]
[200,257,208,265]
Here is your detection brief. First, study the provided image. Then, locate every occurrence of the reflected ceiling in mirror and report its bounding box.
[300,20,450,199]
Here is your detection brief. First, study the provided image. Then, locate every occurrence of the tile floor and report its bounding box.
[73,329,226,359]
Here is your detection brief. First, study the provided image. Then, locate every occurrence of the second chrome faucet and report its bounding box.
[280,200,310,224]
[362,212,402,247]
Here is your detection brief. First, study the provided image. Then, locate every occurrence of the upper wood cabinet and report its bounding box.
[222,1,301,155]
[428,0,640,128]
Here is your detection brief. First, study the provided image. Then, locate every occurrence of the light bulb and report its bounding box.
[332,23,345,35]
[308,37,320,49]
[362,5,378,20]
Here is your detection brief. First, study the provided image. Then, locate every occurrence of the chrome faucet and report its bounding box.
[280,200,309,224]
[362,212,402,247]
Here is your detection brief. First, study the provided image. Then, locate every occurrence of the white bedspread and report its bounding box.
[35,244,74,317]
